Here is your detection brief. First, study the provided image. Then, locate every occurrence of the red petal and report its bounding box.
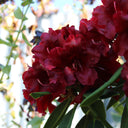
[76,67,98,85]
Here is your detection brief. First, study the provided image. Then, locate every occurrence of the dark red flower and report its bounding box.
[113,11,128,33]
[122,63,128,80]
[95,50,121,87]
[23,0,128,115]
[22,59,66,115]
[23,25,105,114]
[42,37,99,86]
[102,0,128,12]
[92,5,116,39]
[115,0,128,12]
[112,33,128,57]
[79,18,110,56]
[32,25,101,86]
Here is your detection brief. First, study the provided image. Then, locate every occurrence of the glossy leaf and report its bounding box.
[44,98,72,128]
[22,33,32,47]
[94,120,104,128]
[121,104,128,128]
[75,114,104,128]
[75,115,93,128]
[80,67,122,107]
[30,92,51,99]
[89,102,113,128]
[90,100,106,120]
[81,106,89,114]
[100,88,119,99]
[58,104,77,128]
[126,97,128,110]
[27,116,43,128]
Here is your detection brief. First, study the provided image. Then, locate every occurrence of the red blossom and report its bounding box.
[113,11,128,33]
[79,18,110,56]
[22,59,66,115]
[95,50,121,87]
[91,5,116,39]
[22,0,128,115]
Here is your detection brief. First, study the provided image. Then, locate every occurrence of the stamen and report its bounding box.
[37,79,47,86]
[46,47,50,54]
[91,39,95,44]
[72,63,77,70]
[72,60,83,71]
[114,1,117,13]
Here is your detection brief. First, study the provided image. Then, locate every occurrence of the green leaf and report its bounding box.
[12,120,21,127]
[30,92,51,99]
[111,112,121,122]
[80,67,122,107]
[22,25,26,31]
[126,97,128,110]
[0,39,17,47]
[44,98,72,128]
[75,114,104,128]
[107,92,124,109]
[121,104,128,128]
[7,35,13,43]
[58,104,77,128]
[107,97,118,110]
[100,88,119,99]
[21,0,34,6]
[94,120,104,128]
[89,100,113,128]
[14,7,27,20]
[5,95,11,102]
[19,111,23,117]
[12,53,19,60]
[90,100,106,120]
[9,102,15,109]
[75,115,93,128]
[27,116,43,128]
[113,101,124,115]
[0,16,2,24]
[22,33,32,47]
[0,64,4,71]
[81,106,89,114]
[1,65,11,75]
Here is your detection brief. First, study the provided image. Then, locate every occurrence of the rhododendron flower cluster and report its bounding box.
[22,0,128,115]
